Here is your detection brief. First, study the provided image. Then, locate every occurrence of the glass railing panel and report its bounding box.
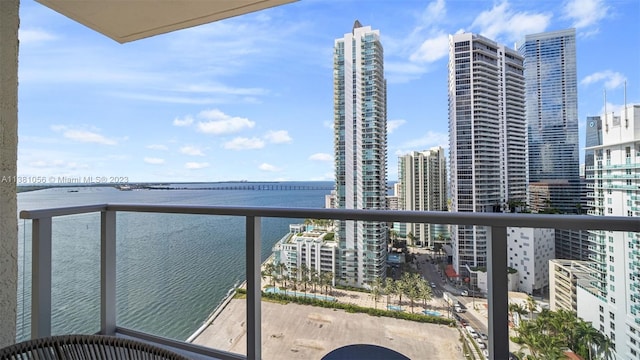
[17,218,32,342]
[115,212,247,348]
[17,214,102,339]
[50,213,102,336]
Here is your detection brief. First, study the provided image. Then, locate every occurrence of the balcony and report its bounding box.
[18,204,639,360]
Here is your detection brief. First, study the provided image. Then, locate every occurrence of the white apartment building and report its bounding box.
[396,147,447,248]
[272,224,337,286]
[448,32,527,279]
[333,21,388,287]
[578,104,640,359]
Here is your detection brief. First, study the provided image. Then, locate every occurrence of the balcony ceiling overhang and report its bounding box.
[35,0,297,43]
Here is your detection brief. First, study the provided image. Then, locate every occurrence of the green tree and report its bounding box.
[277,262,287,288]
[384,277,395,307]
[300,264,309,293]
[289,267,298,292]
[525,295,537,320]
[369,277,383,309]
[263,261,277,287]
[513,308,614,360]
[309,268,318,293]
[416,277,432,308]
[407,232,415,247]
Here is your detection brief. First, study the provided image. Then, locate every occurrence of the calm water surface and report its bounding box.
[17,182,332,341]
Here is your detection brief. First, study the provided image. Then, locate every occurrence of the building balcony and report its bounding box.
[17,204,639,360]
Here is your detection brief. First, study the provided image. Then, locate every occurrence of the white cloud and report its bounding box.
[51,126,118,145]
[409,33,449,63]
[27,159,88,170]
[599,102,626,117]
[112,92,227,105]
[19,29,56,44]
[259,163,280,172]
[264,130,292,144]
[174,83,268,96]
[180,145,205,156]
[563,0,609,29]
[223,137,265,150]
[196,109,255,135]
[581,70,626,90]
[173,116,194,127]
[471,2,551,43]
[323,120,334,130]
[146,144,168,151]
[387,119,407,134]
[396,131,449,153]
[185,162,210,169]
[309,153,333,162]
[422,0,446,23]
[144,157,165,165]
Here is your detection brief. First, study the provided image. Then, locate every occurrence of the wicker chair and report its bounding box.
[0,334,191,360]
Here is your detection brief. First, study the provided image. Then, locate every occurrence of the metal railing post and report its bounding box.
[488,225,509,360]
[101,210,116,335]
[31,217,52,339]
[246,216,261,360]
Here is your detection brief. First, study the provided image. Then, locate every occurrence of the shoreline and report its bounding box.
[185,253,275,343]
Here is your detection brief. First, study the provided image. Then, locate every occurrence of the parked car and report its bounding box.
[461,290,468,296]
[480,333,488,340]
[477,341,486,349]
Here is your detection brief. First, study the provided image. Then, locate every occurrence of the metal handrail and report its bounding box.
[18,204,640,360]
[20,204,640,231]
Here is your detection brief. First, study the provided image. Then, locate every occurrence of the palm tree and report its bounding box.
[404,275,420,313]
[277,262,287,288]
[300,264,309,293]
[398,272,414,306]
[370,277,383,309]
[406,232,415,247]
[289,266,298,292]
[384,277,395,307]
[416,277,432,308]
[309,268,318,293]
[321,271,334,295]
[509,302,528,328]
[525,295,537,320]
[263,261,276,288]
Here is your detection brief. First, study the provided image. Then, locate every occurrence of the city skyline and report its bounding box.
[17,0,639,182]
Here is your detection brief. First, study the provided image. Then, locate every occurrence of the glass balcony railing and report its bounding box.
[18,204,640,360]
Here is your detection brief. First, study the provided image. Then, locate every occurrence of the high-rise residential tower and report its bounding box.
[397,147,448,248]
[577,105,640,358]
[517,29,579,214]
[333,21,388,288]
[448,33,527,278]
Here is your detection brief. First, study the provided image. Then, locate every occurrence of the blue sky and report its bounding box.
[17,0,639,183]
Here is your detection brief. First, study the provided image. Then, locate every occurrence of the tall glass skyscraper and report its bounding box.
[333,21,388,287]
[517,29,579,214]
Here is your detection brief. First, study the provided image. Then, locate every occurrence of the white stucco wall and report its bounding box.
[0,0,19,347]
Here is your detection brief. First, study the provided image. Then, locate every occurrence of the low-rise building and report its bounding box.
[549,259,594,312]
[272,224,337,285]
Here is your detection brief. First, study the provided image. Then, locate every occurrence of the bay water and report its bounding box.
[17,182,332,341]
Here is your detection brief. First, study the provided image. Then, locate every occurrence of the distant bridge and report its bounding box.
[142,184,335,191]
